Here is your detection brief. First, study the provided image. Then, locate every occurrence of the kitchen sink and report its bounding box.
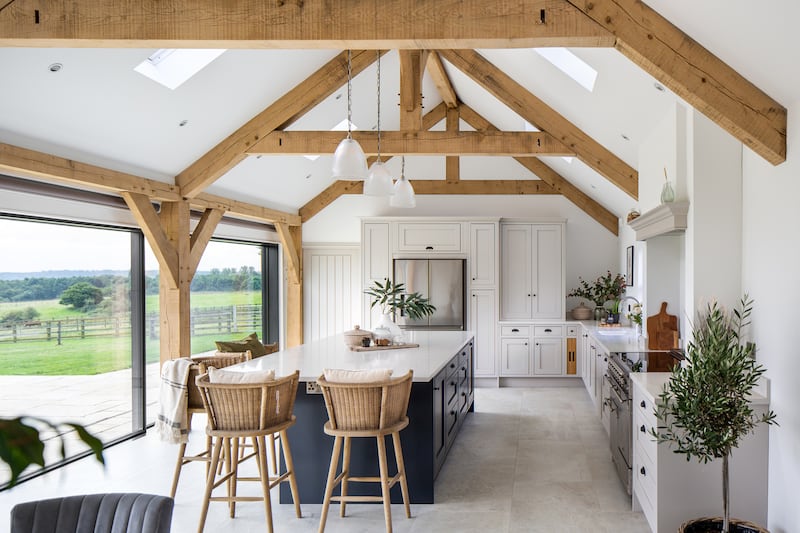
[594,328,633,336]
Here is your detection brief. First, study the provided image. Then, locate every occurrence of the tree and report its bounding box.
[59,282,103,310]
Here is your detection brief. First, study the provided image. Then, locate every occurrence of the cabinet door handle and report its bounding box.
[472,277,476,281]
[640,400,646,408]
[524,342,528,346]
[544,328,552,333]
[450,363,456,369]
[527,294,531,297]
[532,293,536,297]
[426,246,434,250]
[640,425,646,433]
[511,328,519,332]
[640,466,646,476]
[433,387,440,391]
[604,357,607,362]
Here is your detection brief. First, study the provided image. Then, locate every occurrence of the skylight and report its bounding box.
[304,119,358,161]
[533,48,597,92]
[134,49,226,90]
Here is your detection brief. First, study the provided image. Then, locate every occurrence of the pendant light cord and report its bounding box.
[376,50,382,162]
[401,155,405,181]
[346,49,353,140]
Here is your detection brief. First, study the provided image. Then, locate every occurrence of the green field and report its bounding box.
[0,292,262,375]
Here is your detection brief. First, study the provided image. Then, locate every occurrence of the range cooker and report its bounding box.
[606,350,683,495]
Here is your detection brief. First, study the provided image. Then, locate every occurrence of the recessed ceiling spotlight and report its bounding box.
[178,119,188,127]
[621,134,630,141]
[335,93,343,100]
[48,63,62,73]
[654,82,666,92]
[304,174,312,180]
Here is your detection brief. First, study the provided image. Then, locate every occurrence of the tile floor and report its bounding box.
[0,387,649,533]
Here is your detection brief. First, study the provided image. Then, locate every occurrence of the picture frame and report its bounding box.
[626,245,634,286]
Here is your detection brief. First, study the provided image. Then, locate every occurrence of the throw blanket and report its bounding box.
[156,358,193,444]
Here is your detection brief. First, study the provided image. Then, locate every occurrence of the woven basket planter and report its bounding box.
[679,517,768,533]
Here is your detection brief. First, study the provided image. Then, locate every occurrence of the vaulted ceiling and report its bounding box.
[0,0,791,237]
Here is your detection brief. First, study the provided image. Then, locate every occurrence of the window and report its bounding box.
[0,215,146,488]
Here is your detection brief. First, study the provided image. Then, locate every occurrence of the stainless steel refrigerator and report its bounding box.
[393,258,465,330]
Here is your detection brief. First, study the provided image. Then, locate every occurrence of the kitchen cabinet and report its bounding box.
[470,289,497,376]
[500,336,530,376]
[533,338,563,375]
[433,343,474,476]
[361,222,391,329]
[630,374,769,533]
[397,222,463,252]
[597,349,610,435]
[565,325,578,376]
[468,222,497,286]
[500,223,564,320]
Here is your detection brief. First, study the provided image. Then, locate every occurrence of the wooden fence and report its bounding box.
[0,304,262,344]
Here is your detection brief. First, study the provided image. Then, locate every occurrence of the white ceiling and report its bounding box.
[0,1,795,223]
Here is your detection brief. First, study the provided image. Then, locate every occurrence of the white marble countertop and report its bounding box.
[222,330,475,382]
[574,321,655,353]
[630,372,770,405]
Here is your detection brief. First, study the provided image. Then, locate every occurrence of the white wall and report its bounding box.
[741,98,800,533]
[303,193,620,316]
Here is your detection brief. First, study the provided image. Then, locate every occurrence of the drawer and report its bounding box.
[634,446,657,508]
[635,392,658,431]
[397,222,462,252]
[501,325,530,337]
[534,325,562,337]
[633,406,658,465]
[566,325,578,337]
[633,457,657,532]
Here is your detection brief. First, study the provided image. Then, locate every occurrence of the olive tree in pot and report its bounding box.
[651,296,777,533]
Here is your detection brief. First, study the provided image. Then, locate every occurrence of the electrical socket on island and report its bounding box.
[306,380,322,394]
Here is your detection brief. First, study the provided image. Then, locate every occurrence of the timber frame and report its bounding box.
[0,0,787,354]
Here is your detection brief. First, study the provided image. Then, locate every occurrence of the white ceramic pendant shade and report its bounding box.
[364,161,394,196]
[332,138,368,179]
[390,174,416,208]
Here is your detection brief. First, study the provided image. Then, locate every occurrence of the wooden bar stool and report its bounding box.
[169,351,252,498]
[195,370,302,533]
[317,370,413,533]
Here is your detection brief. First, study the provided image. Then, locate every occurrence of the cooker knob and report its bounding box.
[640,425,646,433]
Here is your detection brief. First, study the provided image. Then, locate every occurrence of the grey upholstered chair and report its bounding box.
[10,493,174,533]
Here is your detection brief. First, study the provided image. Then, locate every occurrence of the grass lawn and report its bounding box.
[0,299,85,320]
[0,331,260,375]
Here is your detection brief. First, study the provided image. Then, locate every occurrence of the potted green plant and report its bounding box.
[0,416,104,488]
[651,296,777,533]
[568,271,626,321]
[364,278,436,335]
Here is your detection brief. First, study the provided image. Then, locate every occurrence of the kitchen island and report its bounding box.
[226,330,475,504]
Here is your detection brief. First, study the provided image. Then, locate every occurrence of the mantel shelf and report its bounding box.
[628,201,689,240]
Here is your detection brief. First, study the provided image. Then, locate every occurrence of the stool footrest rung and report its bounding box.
[331,495,384,503]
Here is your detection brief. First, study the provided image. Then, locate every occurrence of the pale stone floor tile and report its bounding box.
[0,386,650,533]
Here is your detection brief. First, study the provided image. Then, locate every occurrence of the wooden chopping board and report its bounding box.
[647,301,679,350]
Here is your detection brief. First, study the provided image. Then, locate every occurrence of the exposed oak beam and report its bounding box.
[0,142,300,226]
[0,1,614,49]
[177,49,384,199]
[439,49,638,199]
[314,179,557,196]
[249,130,572,156]
[121,192,180,288]
[566,0,786,165]
[399,50,426,131]
[300,180,364,223]
[366,102,448,167]
[275,222,302,286]
[189,208,226,276]
[426,52,459,108]
[446,107,460,183]
[459,104,618,235]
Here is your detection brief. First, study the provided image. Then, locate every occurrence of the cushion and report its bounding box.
[323,368,393,383]
[208,366,276,384]
[215,332,268,357]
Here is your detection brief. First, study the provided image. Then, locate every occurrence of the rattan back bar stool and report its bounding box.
[317,371,413,533]
[169,351,252,498]
[195,370,302,533]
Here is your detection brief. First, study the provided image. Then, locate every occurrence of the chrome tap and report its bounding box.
[619,296,641,315]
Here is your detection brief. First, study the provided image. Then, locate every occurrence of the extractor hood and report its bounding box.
[628,201,689,240]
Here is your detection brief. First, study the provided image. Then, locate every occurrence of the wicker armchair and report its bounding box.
[317,371,413,533]
[169,351,252,498]
[195,370,302,533]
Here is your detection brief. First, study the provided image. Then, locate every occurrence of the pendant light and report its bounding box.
[364,51,394,196]
[390,156,416,208]
[332,50,368,180]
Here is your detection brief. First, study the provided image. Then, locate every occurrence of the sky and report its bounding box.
[0,218,260,273]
